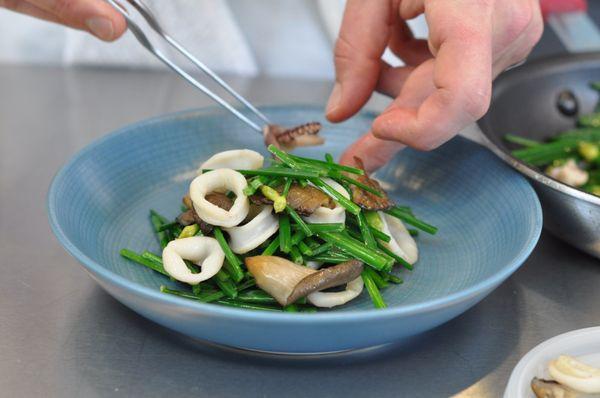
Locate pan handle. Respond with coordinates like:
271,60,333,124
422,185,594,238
540,0,600,52
540,0,587,21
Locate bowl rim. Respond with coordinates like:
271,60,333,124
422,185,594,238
47,105,543,323
480,52,600,207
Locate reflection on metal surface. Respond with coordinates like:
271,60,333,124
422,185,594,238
3,65,600,398
452,380,492,398
476,54,600,259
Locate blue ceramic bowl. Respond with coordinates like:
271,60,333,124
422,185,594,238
48,106,542,353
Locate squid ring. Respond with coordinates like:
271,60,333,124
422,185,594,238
199,149,264,173
304,178,350,224
162,237,225,284
307,276,364,308
379,212,419,265
224,205,279,254
189,168,250,227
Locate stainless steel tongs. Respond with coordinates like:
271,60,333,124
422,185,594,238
105,0,270,134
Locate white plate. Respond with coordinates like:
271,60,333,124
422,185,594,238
505,327,600,397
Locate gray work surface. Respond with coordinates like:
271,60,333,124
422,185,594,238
1,65,599,398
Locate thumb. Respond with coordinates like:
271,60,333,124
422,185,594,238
28,0,127,41
340,132,405,172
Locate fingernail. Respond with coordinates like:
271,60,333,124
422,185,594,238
326,83,342,115
86,17,114,41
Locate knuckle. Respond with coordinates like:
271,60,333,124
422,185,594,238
371,126,388,140
333,36,351,58
333,36,355,66
372,119,441,152
504,1,540,42
334,35,380,64
525,8,544,46
333,34,382,79
454,86,490,120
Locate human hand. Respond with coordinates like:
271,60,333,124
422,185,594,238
0,0,126,41
329,0,543,171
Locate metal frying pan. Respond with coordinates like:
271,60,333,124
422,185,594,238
477,52,600,258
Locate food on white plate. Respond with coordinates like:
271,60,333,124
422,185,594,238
531,377,595,398
120,146,438,312
531,355,600,397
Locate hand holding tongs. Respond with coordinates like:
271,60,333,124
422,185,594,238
104,0,269,133
104,0,323,148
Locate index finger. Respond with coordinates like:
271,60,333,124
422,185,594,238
326,0,394,122
372,0,493,150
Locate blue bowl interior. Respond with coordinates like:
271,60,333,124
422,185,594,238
49,106,541,314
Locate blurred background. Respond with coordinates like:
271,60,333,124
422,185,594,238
0,0,427,79
1,0,599,80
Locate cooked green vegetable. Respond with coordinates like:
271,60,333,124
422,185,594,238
149,210,171,249
260,185,286,213
213,227,245,283
578,112,600,128
578,141,599,162
384,206,438,235
120,248,168,276
279,214,291,253
505,84,600,197
121,145,438,310
178,224,200,238
362,270,387,309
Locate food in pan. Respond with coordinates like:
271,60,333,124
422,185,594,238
506,82,600,197
120,146,437,312
532,355,600,397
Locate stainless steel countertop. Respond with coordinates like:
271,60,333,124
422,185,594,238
1,65,599,398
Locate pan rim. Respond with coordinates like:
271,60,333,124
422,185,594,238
479,52,600,207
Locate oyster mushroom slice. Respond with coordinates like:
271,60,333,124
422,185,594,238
306,261,323,270
303,178,349,224
162,237,225,284
189,168,249,228
245,256,363,306
307,276,364,308
379,212,419,264
282,184,334,216
287,260,363,305
530,378,584,398
249,183,334,216
246,256,315,306
347,157,394,211
223,205,279,254
199,149,264,173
